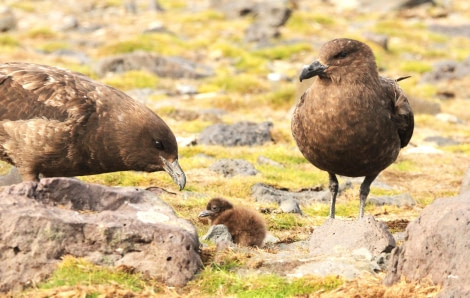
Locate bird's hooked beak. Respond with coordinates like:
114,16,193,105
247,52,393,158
198,210,214,218
299,60,329,82
161,157,186,190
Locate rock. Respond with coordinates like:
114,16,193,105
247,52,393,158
95,51,214,79
0,178,201,292
200,224,233,245
0,6,16,32
58,15,79,31
310,216,396,257
50,49,91,65
420,57,470,84
257,156,283,167
363,32,389,50
176,84,197,95
332,0,436,13
424,136,460,146
403,145,443,155
384,192,470,297
429,24,470,38
0,166,22,186
368,193,416,207
209,159,258,178
235,217,394,280
197,121,273,146
436,113,463,124
279,198,303,215
244,0,291,42
209,0,291,42
263,233,280,244
251,182,352,206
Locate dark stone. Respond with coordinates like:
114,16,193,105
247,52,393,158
251,182,352,206
197,121,273,146
368,193,416,207
209,159,258,178
0,7,16,32
424,136,460,146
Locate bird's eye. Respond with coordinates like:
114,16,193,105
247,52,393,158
212,206,219,211
334,51,348,59
155,140,164,150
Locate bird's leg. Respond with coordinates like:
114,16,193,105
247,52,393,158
359,174,378,218
328,172,339,219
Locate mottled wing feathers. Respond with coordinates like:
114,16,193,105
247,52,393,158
380,76,414,148
0,62,97,122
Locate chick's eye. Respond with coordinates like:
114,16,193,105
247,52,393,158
154,140,164,150
335,51,348,59
211,206,218,211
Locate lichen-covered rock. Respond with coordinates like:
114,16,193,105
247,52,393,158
0,178,201,292
197,121,273,146
384,192,470,297
210,159,258,178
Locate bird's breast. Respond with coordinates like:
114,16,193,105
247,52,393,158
292,95,401,177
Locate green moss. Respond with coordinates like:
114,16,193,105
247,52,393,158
286,12,336,35
443,143,470,156
180,10,225,22
39,256,145,291
37,41,70,53
0,161,11,175
195,265,343,297
0,35,20,47
210,42,268,74
98,34,185,56
254,43,313,60
399,61,433,74
389,160,419,173
203,73,269,94
267,213,304,231
260,85,296,108
26,27,57,39
10,1,36,12
101,70,159,90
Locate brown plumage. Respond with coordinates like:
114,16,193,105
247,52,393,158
292,38,414,218
198,198,266,247
0,62,185,189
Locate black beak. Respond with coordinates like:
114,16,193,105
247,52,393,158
161,157,186,190
299,60,329,82
198,210,214,218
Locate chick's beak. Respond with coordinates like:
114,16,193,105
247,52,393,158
299,60,329,82
161,157,186,190
198,210,214,218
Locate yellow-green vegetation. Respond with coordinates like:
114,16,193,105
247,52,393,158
194,267,343,297
38,256,146,292
0,35,20,47
26,27,58,39
37,41,70,53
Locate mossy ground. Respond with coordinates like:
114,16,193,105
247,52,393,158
3,0,470,296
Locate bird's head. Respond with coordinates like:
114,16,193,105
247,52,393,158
116,104,186,190
299,38,378,84
198,198,233,220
